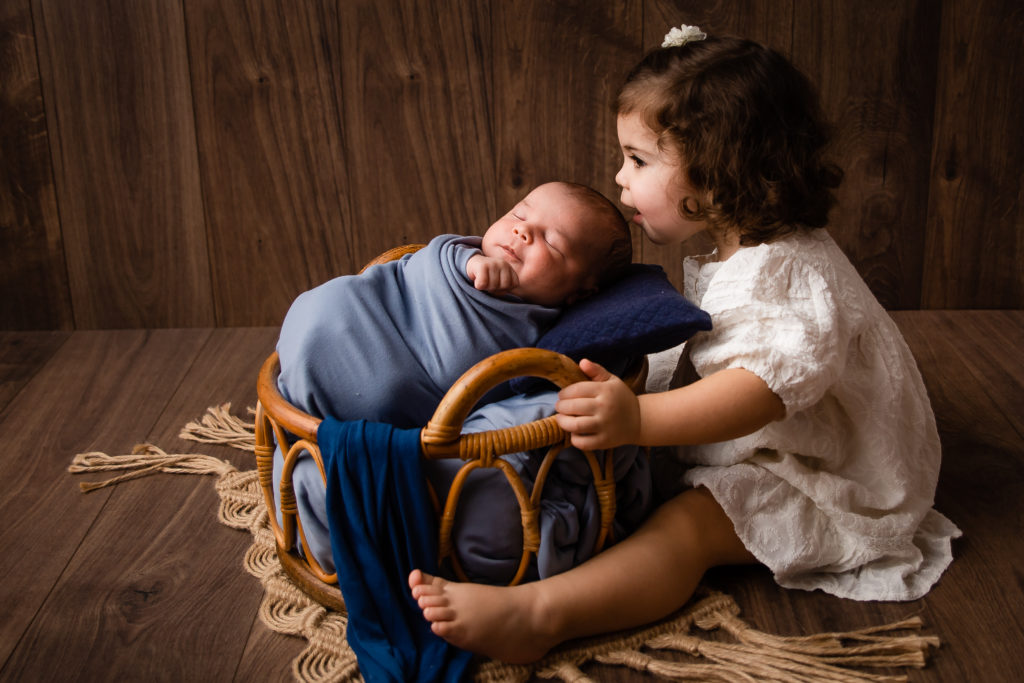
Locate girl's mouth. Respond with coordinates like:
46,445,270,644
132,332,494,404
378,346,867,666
631,213,644,225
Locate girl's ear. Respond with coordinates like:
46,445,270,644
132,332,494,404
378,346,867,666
680,194,702,217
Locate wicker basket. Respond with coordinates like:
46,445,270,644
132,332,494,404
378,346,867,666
253,245,638,610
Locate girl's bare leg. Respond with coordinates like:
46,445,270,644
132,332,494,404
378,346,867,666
409,486,755,664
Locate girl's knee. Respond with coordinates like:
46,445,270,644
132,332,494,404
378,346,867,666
661,487,755,567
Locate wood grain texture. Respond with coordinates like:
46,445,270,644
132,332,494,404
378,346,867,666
888,310,1024,681
185,0,356,327
492,0,642,246
336,0,497,259
922,0,1024,308
2,328,276,681
700,311,1024,683
895,310,1024,447
234,619,305,682
31,0,213,328
1,1,1022,331
790,0,939,310
0,329,211,667
0,330,67,413
0,0,71,330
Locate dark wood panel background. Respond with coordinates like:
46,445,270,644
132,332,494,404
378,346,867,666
1,0,1021,330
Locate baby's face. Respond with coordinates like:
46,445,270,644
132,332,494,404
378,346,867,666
481,183,596,307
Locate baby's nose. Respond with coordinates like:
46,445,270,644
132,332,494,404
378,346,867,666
513,225,532,242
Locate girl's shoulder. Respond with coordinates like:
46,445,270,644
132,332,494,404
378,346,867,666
684,229,836,302
695,228,882,333
736,228,836,271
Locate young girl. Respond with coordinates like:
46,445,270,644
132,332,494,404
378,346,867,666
409,25,961,664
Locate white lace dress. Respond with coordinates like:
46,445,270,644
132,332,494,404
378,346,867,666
647,229,961,601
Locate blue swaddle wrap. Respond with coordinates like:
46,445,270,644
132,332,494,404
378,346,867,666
277,234,559,427
320,418,471,683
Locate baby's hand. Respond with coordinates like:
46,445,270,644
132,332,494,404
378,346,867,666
554,359,640,451
466,254,519,295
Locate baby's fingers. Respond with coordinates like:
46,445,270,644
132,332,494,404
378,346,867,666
498,267,519,292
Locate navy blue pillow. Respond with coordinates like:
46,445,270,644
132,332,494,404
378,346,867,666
509,264,712,393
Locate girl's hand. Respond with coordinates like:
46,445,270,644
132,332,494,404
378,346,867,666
466,254,518,295
554,359,640,451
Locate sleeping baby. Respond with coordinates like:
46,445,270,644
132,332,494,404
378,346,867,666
276,180,632,428
273,181,654,583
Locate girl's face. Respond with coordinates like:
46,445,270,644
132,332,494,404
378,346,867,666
614,113,706,245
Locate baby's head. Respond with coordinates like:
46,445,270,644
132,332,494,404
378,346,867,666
616,33,842,244
481,181,631,307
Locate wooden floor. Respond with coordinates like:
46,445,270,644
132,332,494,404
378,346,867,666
0,311,1021,682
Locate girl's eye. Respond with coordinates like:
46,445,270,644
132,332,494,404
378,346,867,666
630,154,646,168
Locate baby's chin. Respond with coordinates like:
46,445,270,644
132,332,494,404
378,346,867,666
517,287,564,307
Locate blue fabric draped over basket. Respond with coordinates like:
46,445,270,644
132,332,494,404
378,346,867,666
321,418,472,683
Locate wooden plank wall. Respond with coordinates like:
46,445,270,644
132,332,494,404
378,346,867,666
1,0,1021,330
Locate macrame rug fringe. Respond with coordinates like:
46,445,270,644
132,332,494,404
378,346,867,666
179,402,257,451
69,405,941,682
68,444,236,493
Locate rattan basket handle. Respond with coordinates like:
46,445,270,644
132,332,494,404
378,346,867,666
421,347,586,458
257,352,320,441
359,244,426,273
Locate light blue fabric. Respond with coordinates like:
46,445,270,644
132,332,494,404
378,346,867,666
276,234,559,428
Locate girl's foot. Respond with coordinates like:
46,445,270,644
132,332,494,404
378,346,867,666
408,569,558,664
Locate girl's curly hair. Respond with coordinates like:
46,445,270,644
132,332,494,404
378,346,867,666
616,35,843,244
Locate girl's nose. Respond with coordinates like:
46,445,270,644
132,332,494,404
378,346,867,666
614,163,628,189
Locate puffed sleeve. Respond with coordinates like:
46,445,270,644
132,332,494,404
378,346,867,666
688,246,850,415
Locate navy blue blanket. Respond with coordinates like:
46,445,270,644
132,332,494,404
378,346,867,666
320,418,472,682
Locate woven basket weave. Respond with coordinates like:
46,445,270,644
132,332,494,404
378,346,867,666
254,245,633,608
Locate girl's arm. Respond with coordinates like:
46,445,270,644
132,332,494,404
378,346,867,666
554,359,785,451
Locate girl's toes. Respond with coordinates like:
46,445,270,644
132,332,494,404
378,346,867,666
416,593,448,609
422,605,456,623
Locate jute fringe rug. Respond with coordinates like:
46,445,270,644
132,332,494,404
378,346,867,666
70,404,940,683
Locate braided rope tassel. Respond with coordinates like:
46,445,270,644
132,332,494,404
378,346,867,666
179,402,257,451
68,444,236,492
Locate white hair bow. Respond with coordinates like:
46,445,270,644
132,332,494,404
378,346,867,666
661,24,707,48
